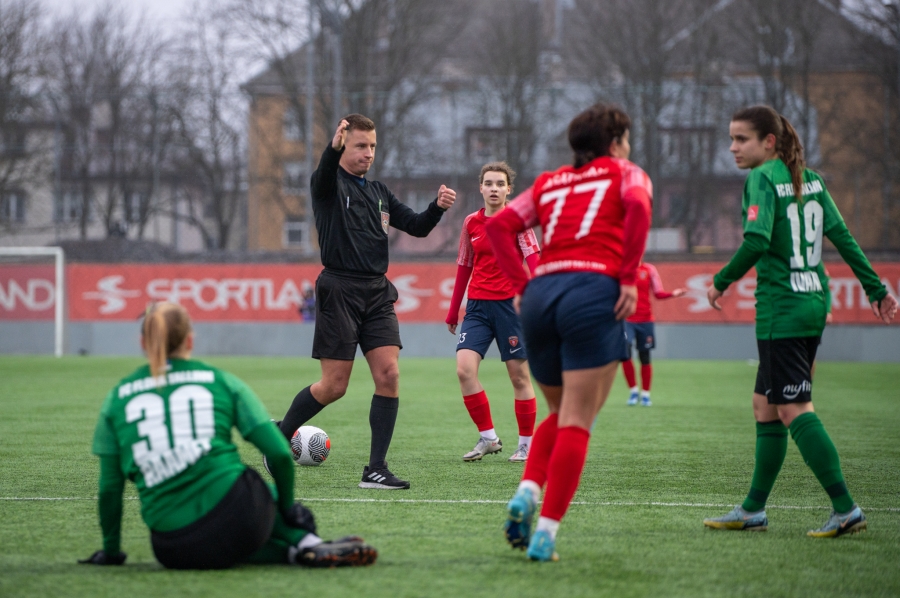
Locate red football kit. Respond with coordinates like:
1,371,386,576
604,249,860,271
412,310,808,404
485,155,653,529
445,208,540,325
458,209,540,299
629,263,674,323
486,157,652,293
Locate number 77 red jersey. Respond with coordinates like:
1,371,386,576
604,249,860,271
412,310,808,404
486,156,653,294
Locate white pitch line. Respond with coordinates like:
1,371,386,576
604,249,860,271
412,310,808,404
1,496,898,512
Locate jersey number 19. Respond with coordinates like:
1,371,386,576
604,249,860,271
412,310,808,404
786,201,823,269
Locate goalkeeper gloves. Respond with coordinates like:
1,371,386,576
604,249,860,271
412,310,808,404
78,550,127,565
282,502,317,534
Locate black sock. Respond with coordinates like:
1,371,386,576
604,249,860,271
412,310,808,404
279,385,325,441
368,394,398,469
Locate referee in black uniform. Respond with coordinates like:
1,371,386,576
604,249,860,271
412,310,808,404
277,114,456,489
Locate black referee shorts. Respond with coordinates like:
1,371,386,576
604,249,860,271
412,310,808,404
312,269,402,360
150,468,275,570
754,336,820,405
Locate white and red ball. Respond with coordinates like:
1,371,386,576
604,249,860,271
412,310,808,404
290,425,331,466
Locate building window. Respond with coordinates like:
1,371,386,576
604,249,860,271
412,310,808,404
466,127,508,166
405,190,434,213
283,161,306,195
0,128,26,156
659,127,716,176
283,107,303,142
126,192,148,223
54,191,87,223
283,217,309,247
0,192,26,223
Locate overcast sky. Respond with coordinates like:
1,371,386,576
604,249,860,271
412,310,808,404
44,0,187,26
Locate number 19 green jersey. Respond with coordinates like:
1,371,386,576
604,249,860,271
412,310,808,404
91,358,272,531
717,158,886,339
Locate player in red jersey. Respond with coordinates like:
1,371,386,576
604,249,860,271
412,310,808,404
622,262,685,407
446,162,541,463
486,104,651,561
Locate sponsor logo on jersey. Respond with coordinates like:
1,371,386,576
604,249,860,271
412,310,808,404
782,379,812,400
790,271,824,293
539,165,610,190
775,179,824,198
139,438,212,488
118,370,215,399
747,205,759,221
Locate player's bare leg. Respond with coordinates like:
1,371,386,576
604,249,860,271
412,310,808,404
311,359,355,405
278,359,353,444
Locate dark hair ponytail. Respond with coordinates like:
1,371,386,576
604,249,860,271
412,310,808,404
731,105,806,202
776,115,806,203
568,103,631,168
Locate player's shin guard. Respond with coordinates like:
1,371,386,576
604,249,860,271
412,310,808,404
463,391,494,433
368,394,398,470
539,426,590,522
521,413,558,488
515,398,537,438
790,412,855,514
621,360,637,388
280,385,325,441
742,420,788,513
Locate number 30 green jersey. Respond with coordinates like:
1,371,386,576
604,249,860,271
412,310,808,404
715,158,887,339
91,358,272,531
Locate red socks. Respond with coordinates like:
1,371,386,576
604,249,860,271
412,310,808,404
522,413,558,488
540,426,591,522
514,398,537,437
641,364,652,392
622,360,637,387
463,391,494,432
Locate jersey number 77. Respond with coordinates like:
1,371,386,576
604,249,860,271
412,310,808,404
540,180,613,245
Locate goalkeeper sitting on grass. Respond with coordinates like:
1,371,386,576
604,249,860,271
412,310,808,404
80,301,376,569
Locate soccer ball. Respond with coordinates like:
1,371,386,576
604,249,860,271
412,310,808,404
290,425,331,466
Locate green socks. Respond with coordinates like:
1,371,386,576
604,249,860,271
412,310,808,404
742,420,788,512
789,412,855,513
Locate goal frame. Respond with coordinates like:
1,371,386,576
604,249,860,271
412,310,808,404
0,246,65,357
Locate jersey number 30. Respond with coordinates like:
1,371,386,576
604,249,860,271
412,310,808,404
786,201,823,269
125,385,215,463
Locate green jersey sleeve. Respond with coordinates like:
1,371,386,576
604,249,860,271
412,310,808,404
819,185,887,304
743,168,776,241
220,371,274,438
816,263,832,313
92,390,121,457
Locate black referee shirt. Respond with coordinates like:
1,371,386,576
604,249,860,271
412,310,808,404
310,145,446,275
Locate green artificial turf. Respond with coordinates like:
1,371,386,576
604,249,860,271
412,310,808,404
0,356,898,597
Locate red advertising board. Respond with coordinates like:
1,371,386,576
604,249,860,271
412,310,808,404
1,262,898,324
0,265,56,320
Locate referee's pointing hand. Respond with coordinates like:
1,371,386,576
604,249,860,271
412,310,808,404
437,185,456,210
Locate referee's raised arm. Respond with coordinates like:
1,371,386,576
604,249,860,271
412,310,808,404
310,119,349,201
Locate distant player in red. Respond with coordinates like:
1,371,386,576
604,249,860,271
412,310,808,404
446,161,541,463
622,262,685,407
486,104,651,561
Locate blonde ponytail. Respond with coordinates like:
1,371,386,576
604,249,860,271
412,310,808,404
141,302,192,378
